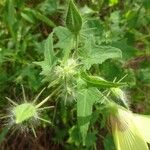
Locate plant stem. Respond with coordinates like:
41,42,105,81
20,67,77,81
64,76,68,105
35,86,61,108
73,34,79,58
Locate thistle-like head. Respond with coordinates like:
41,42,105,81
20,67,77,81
55,58,79,79
2,86,53,137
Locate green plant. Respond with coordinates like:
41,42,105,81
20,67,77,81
0,0,150,149
34,0,150,149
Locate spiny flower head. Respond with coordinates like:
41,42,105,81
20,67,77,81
13,102,37,124
55,58,78,79
2,86,54,137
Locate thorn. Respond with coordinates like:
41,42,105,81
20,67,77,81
21,84,27,102
6,97,18,106
33,87,46,104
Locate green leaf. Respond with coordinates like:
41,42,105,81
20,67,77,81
143,0,150,9
44,34,55,66
66,0,82,35
3,0,16,26
138,68,150,83
111,39,137,61
38,0,58,14
109,0,118,6
22,8,56,27
34,10,56,27
67,126,82,146
35,33,56,76
77,87,100,145
54,26,74,50
85,132,97,147
21,9,37,24
81,71,127,88
104,134,115,150
3,0,17,40
80,38,122,69
54,26,74,60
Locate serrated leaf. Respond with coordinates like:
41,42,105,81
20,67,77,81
81,71,126,88
66,0,82,35
54,26,74,50
80,38,122,69
54,26,74,60
35,33,56,76
77,87,100,145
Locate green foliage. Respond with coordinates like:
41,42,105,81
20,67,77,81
66,0,82,35
80,38,122,69
0,0,150,149
35,33,56,77
81,71,126,88
54,26,74,60
21,7,56,27
77,87,100,144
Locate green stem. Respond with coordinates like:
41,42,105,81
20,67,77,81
35,86,61,108
73,34,79,58
52,99,59,123
64,76,68,105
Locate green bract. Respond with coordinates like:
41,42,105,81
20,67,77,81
55,58,78,79
4,86,54,137
66,0,82,35
111,88,129,109
13,103,37,124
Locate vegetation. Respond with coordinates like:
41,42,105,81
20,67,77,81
0,0,150,149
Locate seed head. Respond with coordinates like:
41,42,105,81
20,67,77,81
2,86,53,137
55,58,78,79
